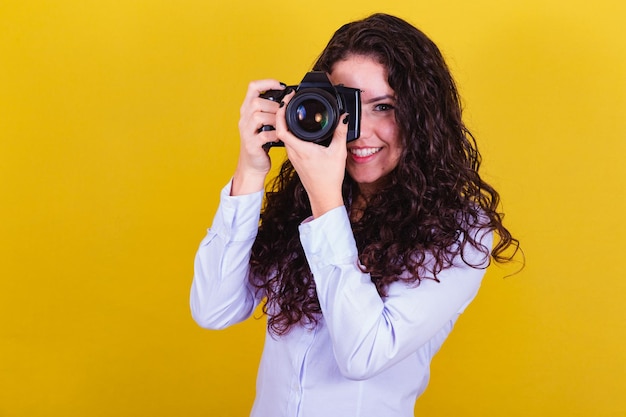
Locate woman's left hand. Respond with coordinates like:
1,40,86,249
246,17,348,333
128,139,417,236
276,91,348,218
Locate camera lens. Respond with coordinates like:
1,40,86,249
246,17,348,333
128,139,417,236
285,88,339,144
295,100,329,133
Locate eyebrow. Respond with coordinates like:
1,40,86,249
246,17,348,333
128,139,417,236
362,94,396,104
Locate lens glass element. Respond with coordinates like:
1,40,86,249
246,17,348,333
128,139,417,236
295,100,329,133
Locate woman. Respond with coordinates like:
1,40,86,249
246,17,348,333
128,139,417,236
191,13,519,417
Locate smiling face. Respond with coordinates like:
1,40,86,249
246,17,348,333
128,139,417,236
329,54,403,196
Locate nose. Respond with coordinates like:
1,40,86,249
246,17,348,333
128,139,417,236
356,112,373,140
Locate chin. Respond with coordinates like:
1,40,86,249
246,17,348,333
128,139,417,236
349,174,390,193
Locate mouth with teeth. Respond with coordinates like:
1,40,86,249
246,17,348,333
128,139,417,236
349,147,383,159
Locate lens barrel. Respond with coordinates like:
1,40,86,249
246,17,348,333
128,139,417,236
285,88,339,144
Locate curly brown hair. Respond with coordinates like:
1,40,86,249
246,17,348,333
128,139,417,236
249,13,520,335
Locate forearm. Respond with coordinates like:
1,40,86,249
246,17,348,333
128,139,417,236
190,181,264,329
191,234,258,329
299,207,489,379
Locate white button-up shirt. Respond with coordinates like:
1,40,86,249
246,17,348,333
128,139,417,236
191,182,490,417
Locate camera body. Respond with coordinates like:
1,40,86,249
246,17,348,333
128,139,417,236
259,71,361,147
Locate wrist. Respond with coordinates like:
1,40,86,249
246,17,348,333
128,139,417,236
309,194,344,218
231,168,267,196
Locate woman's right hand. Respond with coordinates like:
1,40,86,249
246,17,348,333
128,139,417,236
231,79,285,196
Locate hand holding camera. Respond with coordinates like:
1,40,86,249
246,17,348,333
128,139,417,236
268,72,360,217
233,72,361,200
232,79,286,196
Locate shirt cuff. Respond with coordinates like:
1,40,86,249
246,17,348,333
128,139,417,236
209,180,264,242
298,205,358,267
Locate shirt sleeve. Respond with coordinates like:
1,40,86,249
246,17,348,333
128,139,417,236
190,181,264,329
298,206,491,380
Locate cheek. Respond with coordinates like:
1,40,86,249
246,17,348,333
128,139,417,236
376,118,399,142
377,122,402,158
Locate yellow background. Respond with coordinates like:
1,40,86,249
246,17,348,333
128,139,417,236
1,0,625,416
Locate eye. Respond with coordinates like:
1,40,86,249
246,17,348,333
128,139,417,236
374,103,395,112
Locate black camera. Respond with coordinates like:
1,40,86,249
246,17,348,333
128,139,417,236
259,71,361,147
